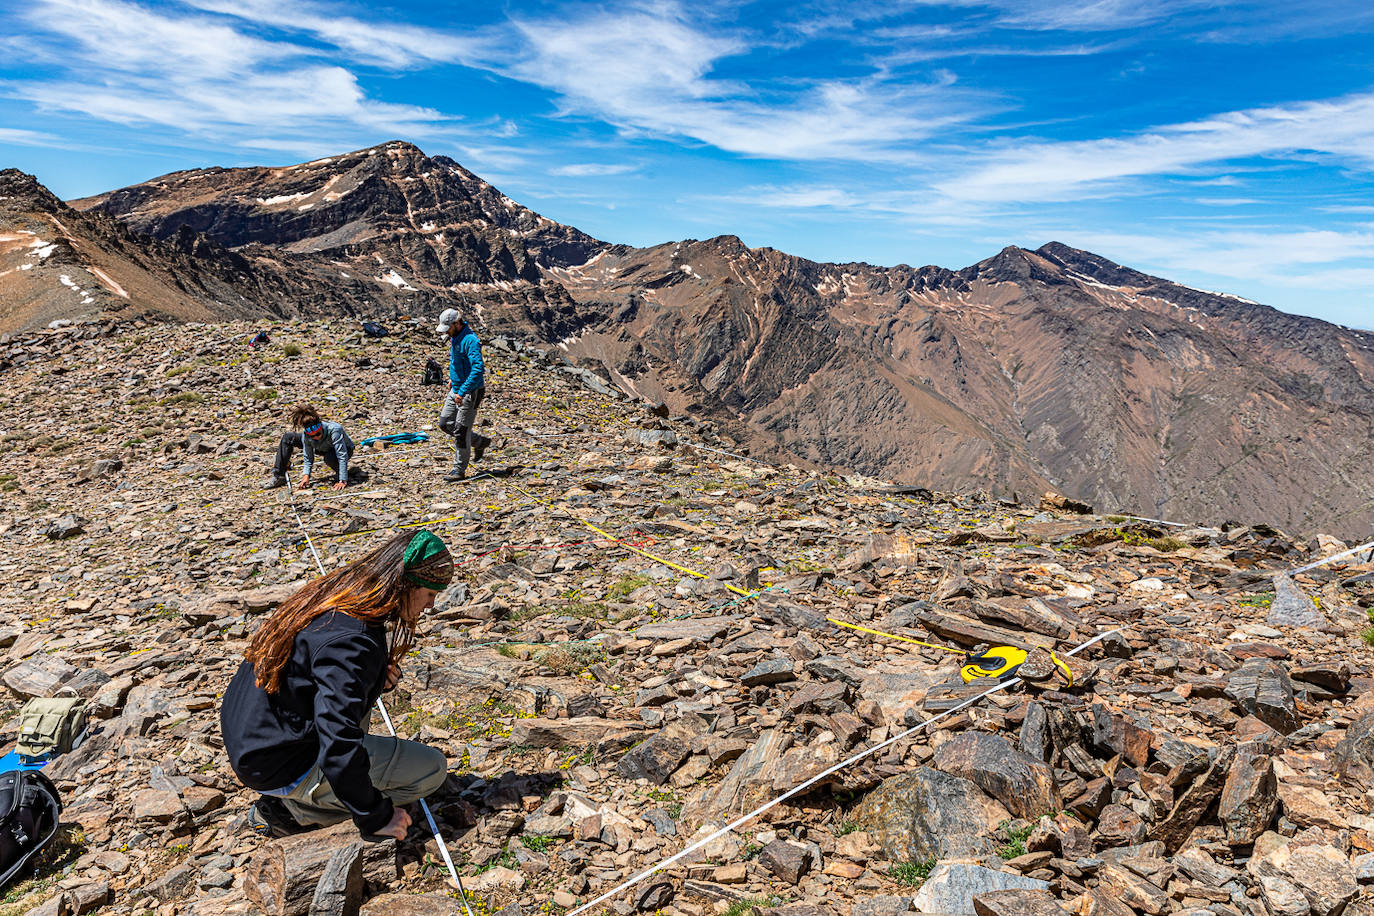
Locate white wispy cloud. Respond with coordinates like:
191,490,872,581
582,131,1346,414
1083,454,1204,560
1065,227,1374,290
492,2,980,162
182,0,481,68
10,0,473,155
0,128,62,146
938,91,1374,203
549,163,640,177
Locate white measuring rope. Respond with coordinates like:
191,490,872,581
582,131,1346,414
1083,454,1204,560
566,626,1127,916
1288,536,1374,575
1109,513,1190,528
284,481,475,916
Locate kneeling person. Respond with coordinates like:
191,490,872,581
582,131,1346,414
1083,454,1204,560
220,530,454,838
266,404,356,491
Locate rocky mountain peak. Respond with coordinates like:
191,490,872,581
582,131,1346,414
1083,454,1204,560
962,244,1065,286
0,168,66,213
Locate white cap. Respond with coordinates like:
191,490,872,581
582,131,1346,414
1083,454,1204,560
436,308,462,334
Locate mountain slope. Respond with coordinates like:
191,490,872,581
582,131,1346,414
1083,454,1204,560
550,236,1374,537
30,141,1374,536
69,141,593,337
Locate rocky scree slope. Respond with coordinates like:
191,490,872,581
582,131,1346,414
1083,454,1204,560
0,320,1371,915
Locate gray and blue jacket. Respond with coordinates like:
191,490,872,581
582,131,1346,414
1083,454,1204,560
304,421,354,482
449,325,485,397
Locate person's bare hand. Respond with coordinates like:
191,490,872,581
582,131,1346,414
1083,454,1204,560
298,475,311,489
332,481,347,491
383,664,402,691
379,806,411,841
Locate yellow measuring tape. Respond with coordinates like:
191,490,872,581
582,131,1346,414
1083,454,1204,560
825,618,964,654
511,483,753,597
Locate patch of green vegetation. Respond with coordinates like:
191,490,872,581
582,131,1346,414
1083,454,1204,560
282,343,302,357
835,820,860,836
495,641,605,676
158,392,205,406
1360,626,1374,647
521,834,557,852
723,897,784,916
473,849,518,874
607,573,653,601
246,388,279,401
1121,530,1186,552
1238,592,1275,609
0,474,17,493
890,857,937,887
997,820,1036,859
165,365,193,377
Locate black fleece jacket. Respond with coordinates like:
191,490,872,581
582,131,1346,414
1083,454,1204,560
220,611,393,834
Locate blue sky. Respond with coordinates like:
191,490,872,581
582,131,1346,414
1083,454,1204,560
4,1,1374,330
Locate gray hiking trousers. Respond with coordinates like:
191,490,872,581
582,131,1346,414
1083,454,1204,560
278,734,447,828
438,387,485,475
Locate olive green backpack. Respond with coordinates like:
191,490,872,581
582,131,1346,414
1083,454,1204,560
15,696,88,760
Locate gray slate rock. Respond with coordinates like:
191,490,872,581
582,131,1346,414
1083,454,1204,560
911,863,1048,916
932,731,1060,820
1267,574,1325,628
740,657,795,687
1224,657,1300,734
851,766,1010,862
616,713,709,784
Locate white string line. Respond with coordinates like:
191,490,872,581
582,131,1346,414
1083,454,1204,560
284,481,475,916
1288,536,1374,575
1107,513,1190,528
566,626,1127,916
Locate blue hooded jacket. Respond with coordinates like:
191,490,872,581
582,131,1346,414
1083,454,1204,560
449,325,485,396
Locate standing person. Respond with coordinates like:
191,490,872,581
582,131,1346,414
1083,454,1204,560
265,404,356,491
436,308,492,482
220,530,454,838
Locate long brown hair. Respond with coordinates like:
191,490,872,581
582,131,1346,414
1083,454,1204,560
247,531,414,693
289,403,323,429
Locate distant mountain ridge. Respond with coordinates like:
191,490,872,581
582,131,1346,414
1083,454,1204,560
4,140,1373,537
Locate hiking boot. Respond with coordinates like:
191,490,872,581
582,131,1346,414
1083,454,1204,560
473,434,492,462
246,796,307,838
444,469,466,482
263,475,287,489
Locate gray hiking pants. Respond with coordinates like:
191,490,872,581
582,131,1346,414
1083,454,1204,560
279,734,447,828
438,387,485,475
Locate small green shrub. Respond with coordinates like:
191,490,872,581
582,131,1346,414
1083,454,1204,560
246,388,278,401
282,343,302,357
158,392,204,406
1361,626,1374,647
890,857,937,887
997,820,1036,859
723,898,782,916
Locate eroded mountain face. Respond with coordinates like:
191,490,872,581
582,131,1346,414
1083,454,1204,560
7,141,1373,536
549,236,1374,539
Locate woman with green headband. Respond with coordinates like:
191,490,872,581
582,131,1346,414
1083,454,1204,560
220,530,455,839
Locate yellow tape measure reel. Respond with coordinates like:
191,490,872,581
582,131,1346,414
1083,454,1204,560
959,646,1028,683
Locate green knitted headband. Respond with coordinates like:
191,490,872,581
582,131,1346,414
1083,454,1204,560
402,530,454,590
